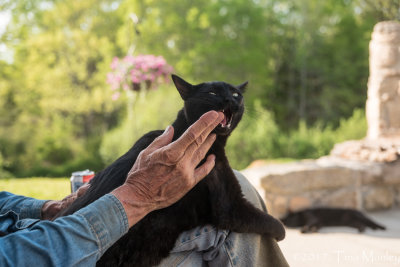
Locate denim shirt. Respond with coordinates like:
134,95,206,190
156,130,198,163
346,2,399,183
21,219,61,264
0,191,129,267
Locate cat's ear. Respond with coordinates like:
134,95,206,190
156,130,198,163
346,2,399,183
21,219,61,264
237,81,248,93
171,74,193,100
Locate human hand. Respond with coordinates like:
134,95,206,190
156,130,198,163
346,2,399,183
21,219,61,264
112,111,224,227
41,183,90,220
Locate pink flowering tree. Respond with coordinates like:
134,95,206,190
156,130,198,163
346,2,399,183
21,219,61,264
106,54,173,101
106,54,173,121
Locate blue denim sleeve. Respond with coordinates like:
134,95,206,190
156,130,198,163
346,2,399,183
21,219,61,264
0,191,48,219
0,194,129,267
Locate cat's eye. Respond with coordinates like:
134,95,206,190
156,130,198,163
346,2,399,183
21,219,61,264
209,92,217,96
232,92,239,98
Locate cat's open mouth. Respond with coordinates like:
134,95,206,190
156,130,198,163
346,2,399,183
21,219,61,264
219,108,233,129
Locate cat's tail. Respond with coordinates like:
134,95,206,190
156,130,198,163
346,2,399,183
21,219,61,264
357,211,386,231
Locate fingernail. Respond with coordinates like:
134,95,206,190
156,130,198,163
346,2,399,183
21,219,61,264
164,125,171,134
210,154,216,162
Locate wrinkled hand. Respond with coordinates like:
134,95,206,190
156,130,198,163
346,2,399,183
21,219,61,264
41,183,90,220
112,111,224,227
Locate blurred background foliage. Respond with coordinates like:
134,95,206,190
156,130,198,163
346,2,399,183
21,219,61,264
0,0,395,177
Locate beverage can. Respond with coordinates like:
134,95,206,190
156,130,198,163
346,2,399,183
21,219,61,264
70,169,95,193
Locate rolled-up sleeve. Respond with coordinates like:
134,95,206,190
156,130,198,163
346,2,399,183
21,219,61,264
0,193,129,267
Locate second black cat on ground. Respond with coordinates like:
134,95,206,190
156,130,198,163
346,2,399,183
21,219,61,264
280,207,386,233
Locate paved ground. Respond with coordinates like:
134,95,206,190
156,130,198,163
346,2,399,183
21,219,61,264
278,208,400,267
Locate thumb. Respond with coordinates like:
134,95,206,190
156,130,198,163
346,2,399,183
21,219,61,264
76,183,91,197
146,126,174,151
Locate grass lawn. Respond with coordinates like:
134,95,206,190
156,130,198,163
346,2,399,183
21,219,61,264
0,177,70,200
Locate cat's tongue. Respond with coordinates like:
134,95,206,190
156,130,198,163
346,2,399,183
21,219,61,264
220,115,227,127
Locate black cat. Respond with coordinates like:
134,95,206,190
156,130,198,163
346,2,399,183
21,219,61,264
57,75,285,267
281,207,386,233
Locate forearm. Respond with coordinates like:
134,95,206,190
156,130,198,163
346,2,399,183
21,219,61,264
0,194,129,266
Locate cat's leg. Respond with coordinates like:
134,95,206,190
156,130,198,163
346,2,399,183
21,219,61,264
225,198,286,240
300,225,312,233
300,213,320,233
346,220,366,232
310,225,320,233
208,171,285,241
300,222,320,233
357,225,366,233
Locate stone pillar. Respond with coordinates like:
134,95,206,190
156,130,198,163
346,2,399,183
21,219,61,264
367,21,400,139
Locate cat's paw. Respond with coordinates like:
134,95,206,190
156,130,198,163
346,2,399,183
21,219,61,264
270,221,286,241
274,226,286,241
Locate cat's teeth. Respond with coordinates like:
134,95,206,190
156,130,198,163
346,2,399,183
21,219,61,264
227,123,231,128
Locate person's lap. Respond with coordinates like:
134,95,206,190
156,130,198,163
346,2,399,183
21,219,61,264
157,170,289,267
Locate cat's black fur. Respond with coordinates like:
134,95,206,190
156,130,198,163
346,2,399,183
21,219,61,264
281,207,386,233
56,75,285,267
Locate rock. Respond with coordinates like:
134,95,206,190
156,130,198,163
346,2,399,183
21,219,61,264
330,139,400,163
363,186,394,210
244,158,375,195
394,185,400,206
261,165,355,194
315,188,359,209
242,155,400,214
382,160,400,184
271,196,288,218
289,196,311,211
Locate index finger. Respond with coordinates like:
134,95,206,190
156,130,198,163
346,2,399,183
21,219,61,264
170,111,224,151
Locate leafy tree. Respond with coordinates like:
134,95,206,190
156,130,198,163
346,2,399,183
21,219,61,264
268,0,373,128
0,0,125,175
116,0,278,102
359,0,400,21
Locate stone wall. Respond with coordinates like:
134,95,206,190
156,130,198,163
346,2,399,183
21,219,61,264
242,157,400,218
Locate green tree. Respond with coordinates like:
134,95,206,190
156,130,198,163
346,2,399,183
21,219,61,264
0,0,125,176
269,0,373,128
359,0,400,21
116,0,278,102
